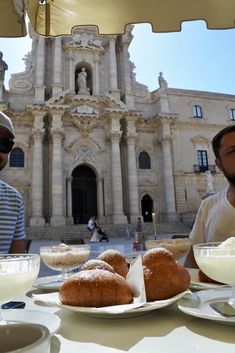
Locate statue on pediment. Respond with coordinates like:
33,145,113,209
158,72,168,90
0,52,8,82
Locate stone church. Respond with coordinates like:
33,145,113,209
0,25,233,228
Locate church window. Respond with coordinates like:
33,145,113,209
9,148,24,168
230,108,235,121
193,105,203,118
139,151,151,169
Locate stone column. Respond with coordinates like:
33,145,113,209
97,177,104,219
109,37,120,100
127,132,139,223
34,36,45,103
110,123,127,224
50,112,66,226
161,136,179,221
122,41,133,107
52,37,63,96
66,176,74,225
94,53,100,96
30,113,45,226
68,51,74,93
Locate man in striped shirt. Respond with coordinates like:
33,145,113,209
0,112,25,253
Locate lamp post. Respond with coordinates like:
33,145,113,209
152,211,157,240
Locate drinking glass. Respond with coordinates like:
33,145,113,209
193,242,235,306
0,254,40,325
40,244,90,285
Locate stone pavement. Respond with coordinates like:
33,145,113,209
30,233,173,277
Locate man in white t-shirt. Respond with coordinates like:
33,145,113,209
185,125,235,267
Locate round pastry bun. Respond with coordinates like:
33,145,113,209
143,247,190,301
59,269,133,307
142,247,175,269
97,249,129,278
81,259,114,273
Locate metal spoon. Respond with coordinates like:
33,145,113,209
210,302,235,317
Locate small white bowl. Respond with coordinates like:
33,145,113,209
0,323,50,353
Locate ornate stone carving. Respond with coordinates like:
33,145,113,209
66,32,104,52
126,132,137,145
110,131,122,143
74,146,95,163
161,135,172,145
191,135,210,147
9,50,35,94
32,129,44,141
133,81,149,98
73,116,98,136
71,105,98,114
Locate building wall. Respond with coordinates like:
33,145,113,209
0,26,231,227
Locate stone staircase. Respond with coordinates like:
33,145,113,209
26,222,191,241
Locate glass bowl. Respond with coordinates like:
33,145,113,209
40,243,90,282
193,242,235,285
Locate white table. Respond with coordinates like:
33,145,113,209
20,283,235,353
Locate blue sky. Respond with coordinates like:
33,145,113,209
0,20,235,94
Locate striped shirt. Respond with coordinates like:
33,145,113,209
0,180,25,254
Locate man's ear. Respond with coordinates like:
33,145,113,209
215,158,222,171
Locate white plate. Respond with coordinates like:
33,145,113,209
178,287,235,326
188,268,223,290
2,309,61,334
33,291,189,319
34,275,63,291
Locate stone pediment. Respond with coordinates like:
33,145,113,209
46,90,127,115
139,179,154,187
45,90,71,106
133,81,149,99
191,135,210,147
102,93,127,111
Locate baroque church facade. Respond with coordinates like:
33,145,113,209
0,25,233,228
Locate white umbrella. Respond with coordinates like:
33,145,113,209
2,0,235,37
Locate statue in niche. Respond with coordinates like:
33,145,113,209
77,67,90,95
0,52,8,82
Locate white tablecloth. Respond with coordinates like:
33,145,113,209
18,283,235,353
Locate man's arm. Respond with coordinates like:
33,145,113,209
9,239,31,253
184,246,198,268
9,197,26,253
184,202,206,268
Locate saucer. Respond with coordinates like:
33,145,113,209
2,309,61,334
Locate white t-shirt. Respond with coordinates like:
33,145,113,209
87,218,95,231
190,188,235,245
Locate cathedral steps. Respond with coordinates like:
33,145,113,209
26,222,191,241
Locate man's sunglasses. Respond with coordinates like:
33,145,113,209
0,139,14,153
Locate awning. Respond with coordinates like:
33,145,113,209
2,0,235,37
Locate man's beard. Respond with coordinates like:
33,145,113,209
220,164,235,186
0,158,7,171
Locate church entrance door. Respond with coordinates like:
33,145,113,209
72,165,97,224
141,194,153,222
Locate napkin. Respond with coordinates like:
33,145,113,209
126,255,146,303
